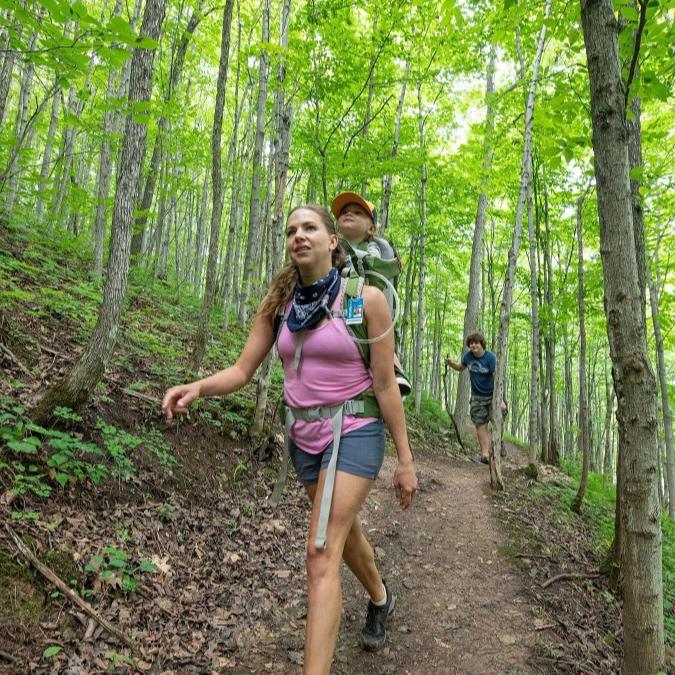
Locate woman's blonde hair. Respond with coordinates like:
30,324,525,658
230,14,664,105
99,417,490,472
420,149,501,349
258,204,346,318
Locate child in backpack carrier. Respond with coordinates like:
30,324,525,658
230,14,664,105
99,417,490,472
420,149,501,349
331,191,412,397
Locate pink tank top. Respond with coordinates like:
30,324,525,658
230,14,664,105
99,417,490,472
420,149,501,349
277,280,377,453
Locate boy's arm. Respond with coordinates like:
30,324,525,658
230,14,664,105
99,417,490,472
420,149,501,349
444,355,466,371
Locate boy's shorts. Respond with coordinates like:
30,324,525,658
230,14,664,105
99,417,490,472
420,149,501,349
469,395,508,427
288,420,385,485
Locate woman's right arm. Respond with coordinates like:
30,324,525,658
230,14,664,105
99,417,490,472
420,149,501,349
162,310,277,419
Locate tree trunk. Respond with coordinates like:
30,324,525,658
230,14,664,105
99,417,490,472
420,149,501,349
572,186,591,513
412,79,427,414
130,7,203,260
35,82,62,221
379,60,408,234
526,155,539,468
580,1,664,671
455,47,495,432
250,0,292,439
648,259,674,519
188,0,235,370
239,0,270,327
32,0,166,422
489,0,550,490
193,168,209,292
603,368,615,483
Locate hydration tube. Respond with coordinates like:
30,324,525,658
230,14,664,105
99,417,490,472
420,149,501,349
349,269,400,345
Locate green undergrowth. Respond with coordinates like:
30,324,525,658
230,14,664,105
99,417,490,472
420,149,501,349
522,458,674,646
402,394,460,456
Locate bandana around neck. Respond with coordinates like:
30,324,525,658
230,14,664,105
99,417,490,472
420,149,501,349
287,266,341,332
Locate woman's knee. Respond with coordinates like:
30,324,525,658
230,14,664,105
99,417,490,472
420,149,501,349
305,543,340,584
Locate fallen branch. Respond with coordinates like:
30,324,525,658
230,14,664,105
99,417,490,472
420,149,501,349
0,342,30,375
5,525,135,650
541,572,601,589
0,649,17,663
122,388,161,405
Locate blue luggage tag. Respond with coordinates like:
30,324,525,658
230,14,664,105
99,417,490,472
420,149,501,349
345,297,364,325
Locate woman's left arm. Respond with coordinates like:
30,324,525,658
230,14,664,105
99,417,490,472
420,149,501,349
362,286,417,509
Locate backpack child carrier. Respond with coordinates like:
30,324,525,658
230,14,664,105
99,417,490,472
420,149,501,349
275,241,402,550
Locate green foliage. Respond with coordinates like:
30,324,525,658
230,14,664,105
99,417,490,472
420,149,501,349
0,403,176,496
84,546,157,594
542,461,673,646
402,393,456,455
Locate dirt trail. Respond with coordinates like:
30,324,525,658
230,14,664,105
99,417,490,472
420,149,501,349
226,446,542,675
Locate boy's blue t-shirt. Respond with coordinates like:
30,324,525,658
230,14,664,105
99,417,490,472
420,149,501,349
461,349,496,396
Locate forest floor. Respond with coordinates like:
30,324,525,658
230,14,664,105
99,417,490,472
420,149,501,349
1,429,631,675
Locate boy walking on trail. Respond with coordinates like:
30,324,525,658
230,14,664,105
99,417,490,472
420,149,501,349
331,191,412,397
445,332,507,464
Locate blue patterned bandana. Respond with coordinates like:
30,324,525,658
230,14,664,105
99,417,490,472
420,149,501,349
287,267,340,332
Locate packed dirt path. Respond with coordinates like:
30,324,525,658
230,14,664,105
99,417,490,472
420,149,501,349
227,446,543,675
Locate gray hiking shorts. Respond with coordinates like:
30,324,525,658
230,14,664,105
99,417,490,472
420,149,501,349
469,395,508,427
288,420,385,485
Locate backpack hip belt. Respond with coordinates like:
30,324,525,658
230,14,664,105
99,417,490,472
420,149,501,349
284,394,379,550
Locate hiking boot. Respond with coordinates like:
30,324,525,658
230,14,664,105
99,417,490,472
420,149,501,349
359,582,396,652
394,366,412,397
471,453,489,464
500,441,507,458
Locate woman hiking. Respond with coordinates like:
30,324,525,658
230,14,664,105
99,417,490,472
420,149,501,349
162,204,417,674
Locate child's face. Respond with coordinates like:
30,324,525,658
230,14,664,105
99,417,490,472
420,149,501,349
468,341,485,357
337,203,375,244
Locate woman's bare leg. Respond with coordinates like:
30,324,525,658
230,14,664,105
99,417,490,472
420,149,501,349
301,470,378,675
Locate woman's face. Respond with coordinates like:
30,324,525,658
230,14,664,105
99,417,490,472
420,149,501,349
337,203,375,244
286,208,337,273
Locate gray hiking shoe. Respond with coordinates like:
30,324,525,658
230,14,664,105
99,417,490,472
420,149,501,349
359,582,396,652
471,453,489,464
500,441,507,458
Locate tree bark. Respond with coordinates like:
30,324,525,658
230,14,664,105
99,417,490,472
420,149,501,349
648,258,674,519
31,0,166,423
130,7,203,260
188,0,235,370
250,0,292,439
455,47,495,432
580,0,664,671
526,155,539,467
379,60,409,234
239,0,270,327
490,0,550,490
413,79,427,414
572,185,592,513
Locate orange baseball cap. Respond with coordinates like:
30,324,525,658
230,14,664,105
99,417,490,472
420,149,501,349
331,191,376,222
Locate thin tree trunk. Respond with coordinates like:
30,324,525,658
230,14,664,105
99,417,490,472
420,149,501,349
35,82,62,221
490,0,550,490
580,1,664,670
572,185,591,513
648,258,674,519
238,0,270,327
193,168,209,292
413,79,427,414
455,47,496,432
130,7,203,260
526,154,539,467
380,60,408,234
32,0,166,422
250,0,292,439
188,0,235,370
